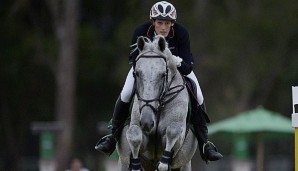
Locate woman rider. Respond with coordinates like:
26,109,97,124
96,1,223,163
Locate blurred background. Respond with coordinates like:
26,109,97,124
0,0,297,170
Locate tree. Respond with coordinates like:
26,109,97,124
46,0,79,170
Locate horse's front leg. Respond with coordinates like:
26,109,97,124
126,124,143,171
158,124,183,171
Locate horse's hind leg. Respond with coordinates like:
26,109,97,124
158,124,183,171
171,131,197,170
179,161,191,171
126,124,143,171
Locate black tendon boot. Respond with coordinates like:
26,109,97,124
95,96,130,155
192,102,223,163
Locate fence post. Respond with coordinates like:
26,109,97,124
292,86,298,171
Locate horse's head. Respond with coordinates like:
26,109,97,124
134,35,174,134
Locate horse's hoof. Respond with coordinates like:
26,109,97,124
157,162,171,171
157,150,173,171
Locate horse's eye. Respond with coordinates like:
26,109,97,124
161,73,166,78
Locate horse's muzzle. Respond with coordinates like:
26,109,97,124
140,106,155,133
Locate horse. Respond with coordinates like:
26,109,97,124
116,35,198,171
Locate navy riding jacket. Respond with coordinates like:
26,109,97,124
129,21,194,75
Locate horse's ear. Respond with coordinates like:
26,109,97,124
158,36,166,52
137,36,145,51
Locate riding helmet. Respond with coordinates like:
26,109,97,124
150,1,177,21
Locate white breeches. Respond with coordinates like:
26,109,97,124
120,67,204,105
186,71,204,105
120,68,135,103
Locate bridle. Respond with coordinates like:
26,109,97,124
134,50,185,115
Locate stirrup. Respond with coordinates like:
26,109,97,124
202,141,223,163
95,134,113,150
202,141,217,155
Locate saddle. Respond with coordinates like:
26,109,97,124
183,76,210,123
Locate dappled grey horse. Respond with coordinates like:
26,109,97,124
117,35,198,171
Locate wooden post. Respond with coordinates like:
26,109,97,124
291,86,298,171
256,133,264,171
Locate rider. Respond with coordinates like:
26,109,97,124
96,1,223,163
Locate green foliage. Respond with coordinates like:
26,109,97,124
186,0,298,118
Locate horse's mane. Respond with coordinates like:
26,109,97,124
136,35,182,72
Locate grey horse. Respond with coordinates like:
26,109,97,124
117,35,198,171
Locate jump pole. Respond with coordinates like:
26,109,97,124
292,86,298,171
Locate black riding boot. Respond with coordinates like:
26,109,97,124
192,102,223,163
95,96,130,156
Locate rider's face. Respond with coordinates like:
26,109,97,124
152,19,173,37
